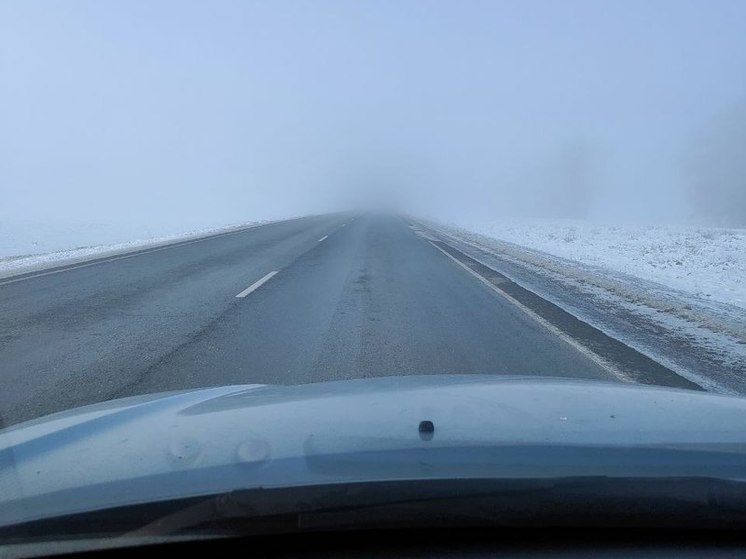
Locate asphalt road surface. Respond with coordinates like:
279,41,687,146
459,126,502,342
2,214,629,426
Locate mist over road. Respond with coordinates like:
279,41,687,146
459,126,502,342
0,214,702,426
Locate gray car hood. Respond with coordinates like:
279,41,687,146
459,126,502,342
2,375,746,527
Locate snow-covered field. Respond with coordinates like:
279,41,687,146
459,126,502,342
444,219,746,310
0,219,274,279
425,217,746,395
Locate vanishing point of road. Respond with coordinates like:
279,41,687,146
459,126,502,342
0,214,695,426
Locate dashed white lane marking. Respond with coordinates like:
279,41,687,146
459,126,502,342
235,271,278,298
318,235,328,242
341,223,346,227
428,241,632,383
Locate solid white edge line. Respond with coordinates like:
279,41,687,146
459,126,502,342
318,235,328,242
428,241,633,383
0,220,290,287
235,271,278,298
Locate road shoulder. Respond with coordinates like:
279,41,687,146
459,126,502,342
415,219,746,395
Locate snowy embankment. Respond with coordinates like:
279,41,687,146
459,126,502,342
448,219,746,310
0,219,272,279
423,218,746,395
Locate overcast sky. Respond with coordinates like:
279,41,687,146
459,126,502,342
2,0,745,229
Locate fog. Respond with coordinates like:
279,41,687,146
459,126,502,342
2,0,746,232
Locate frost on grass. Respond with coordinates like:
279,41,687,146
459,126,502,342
0,219,271,278
447,219,746,310
426,218,746,395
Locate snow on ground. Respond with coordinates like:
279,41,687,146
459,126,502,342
0,218,275,279
444,218,746,310
424,217,746,394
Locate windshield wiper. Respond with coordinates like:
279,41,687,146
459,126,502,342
109,476,746,539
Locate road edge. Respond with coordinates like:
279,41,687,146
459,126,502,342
411,218,705,392
0,216,311,285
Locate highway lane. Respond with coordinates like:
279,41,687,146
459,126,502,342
0,214,348,425
1,213,615,426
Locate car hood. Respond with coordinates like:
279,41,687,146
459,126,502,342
2,375,746,527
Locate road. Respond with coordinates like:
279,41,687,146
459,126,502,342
2,214,635,426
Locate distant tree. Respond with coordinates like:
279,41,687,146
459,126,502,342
687,102,746,226
546,143,595,219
